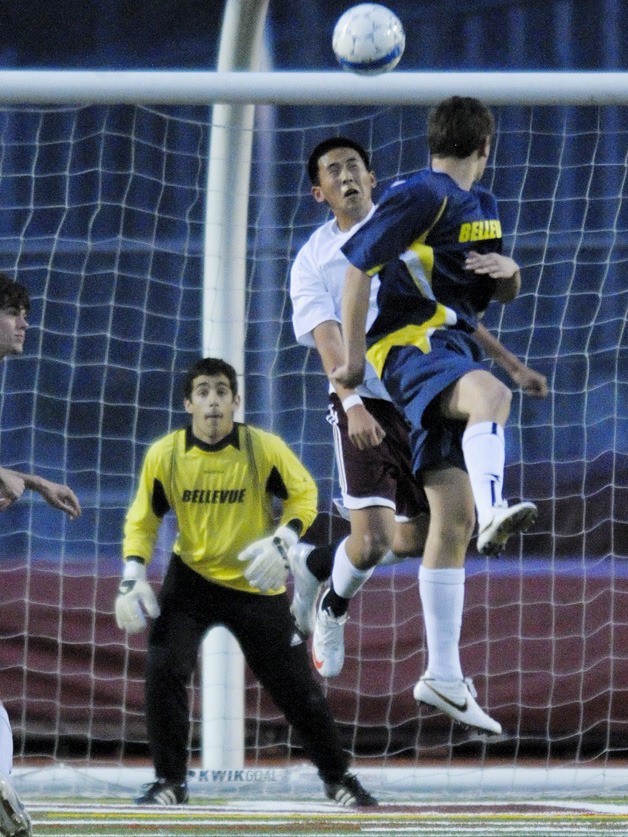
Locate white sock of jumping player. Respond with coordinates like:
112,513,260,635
0,702,13,777
462,421,506,530
330,537,375,602
419,565,465,681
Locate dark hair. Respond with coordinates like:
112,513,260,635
0,272,30,313
183,357,238,400
427,96,495,159
307,137,371,185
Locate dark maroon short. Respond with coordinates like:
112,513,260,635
327,392,428,519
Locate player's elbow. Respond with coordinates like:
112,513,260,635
494,271,521,303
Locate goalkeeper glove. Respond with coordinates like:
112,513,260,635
115,559,160,634
237,525,299,592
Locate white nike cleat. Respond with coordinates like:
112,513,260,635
288,542,324,636
476,501,538,556
413,674,502,735
0,776,32,837
312,600,348,677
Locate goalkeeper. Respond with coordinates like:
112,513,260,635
114,356,376,808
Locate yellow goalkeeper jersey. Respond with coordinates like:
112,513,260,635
123,423,318,594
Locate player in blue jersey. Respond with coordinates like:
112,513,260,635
333,97,539,729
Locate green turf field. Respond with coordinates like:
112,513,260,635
25,799,628,836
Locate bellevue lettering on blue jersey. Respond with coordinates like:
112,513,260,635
459,219,502,242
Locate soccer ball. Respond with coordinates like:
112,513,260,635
332,4,405,76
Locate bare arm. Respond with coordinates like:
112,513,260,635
312,319,360,404
6,470,82,519
313,320,385,449
330,264,371,390
0,466,25,510
475,323,548,398
465,250,521,302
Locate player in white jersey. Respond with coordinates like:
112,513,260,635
289,138,548,735
0,273,81,837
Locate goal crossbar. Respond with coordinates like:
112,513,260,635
0,70,625,105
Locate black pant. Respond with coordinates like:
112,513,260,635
144,554,350,785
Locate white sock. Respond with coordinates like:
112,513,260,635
419,565,465,681
462,421,505,529
331,537,375,599
0,702,13,777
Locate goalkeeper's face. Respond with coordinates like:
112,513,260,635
184,373,240,445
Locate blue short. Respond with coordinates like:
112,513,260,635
382,328,486,475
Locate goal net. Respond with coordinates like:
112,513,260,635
0,77,626,800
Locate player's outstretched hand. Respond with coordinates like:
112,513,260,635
36,478,82,519
115,559,160,634
238,525,298,592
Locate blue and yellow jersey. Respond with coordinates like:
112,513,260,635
123,423,318,594
341,168,503,376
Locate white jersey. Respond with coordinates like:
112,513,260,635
290,207,391,402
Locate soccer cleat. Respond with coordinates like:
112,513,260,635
135,779,189,805
312,598,348,677
0,776,32,837
414,674,502,736
288,542,324,636
324,772,378,807
476,501,538,556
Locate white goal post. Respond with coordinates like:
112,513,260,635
0,59,625,800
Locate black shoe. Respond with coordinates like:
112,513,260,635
324,772,378,807
135,779,189,805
